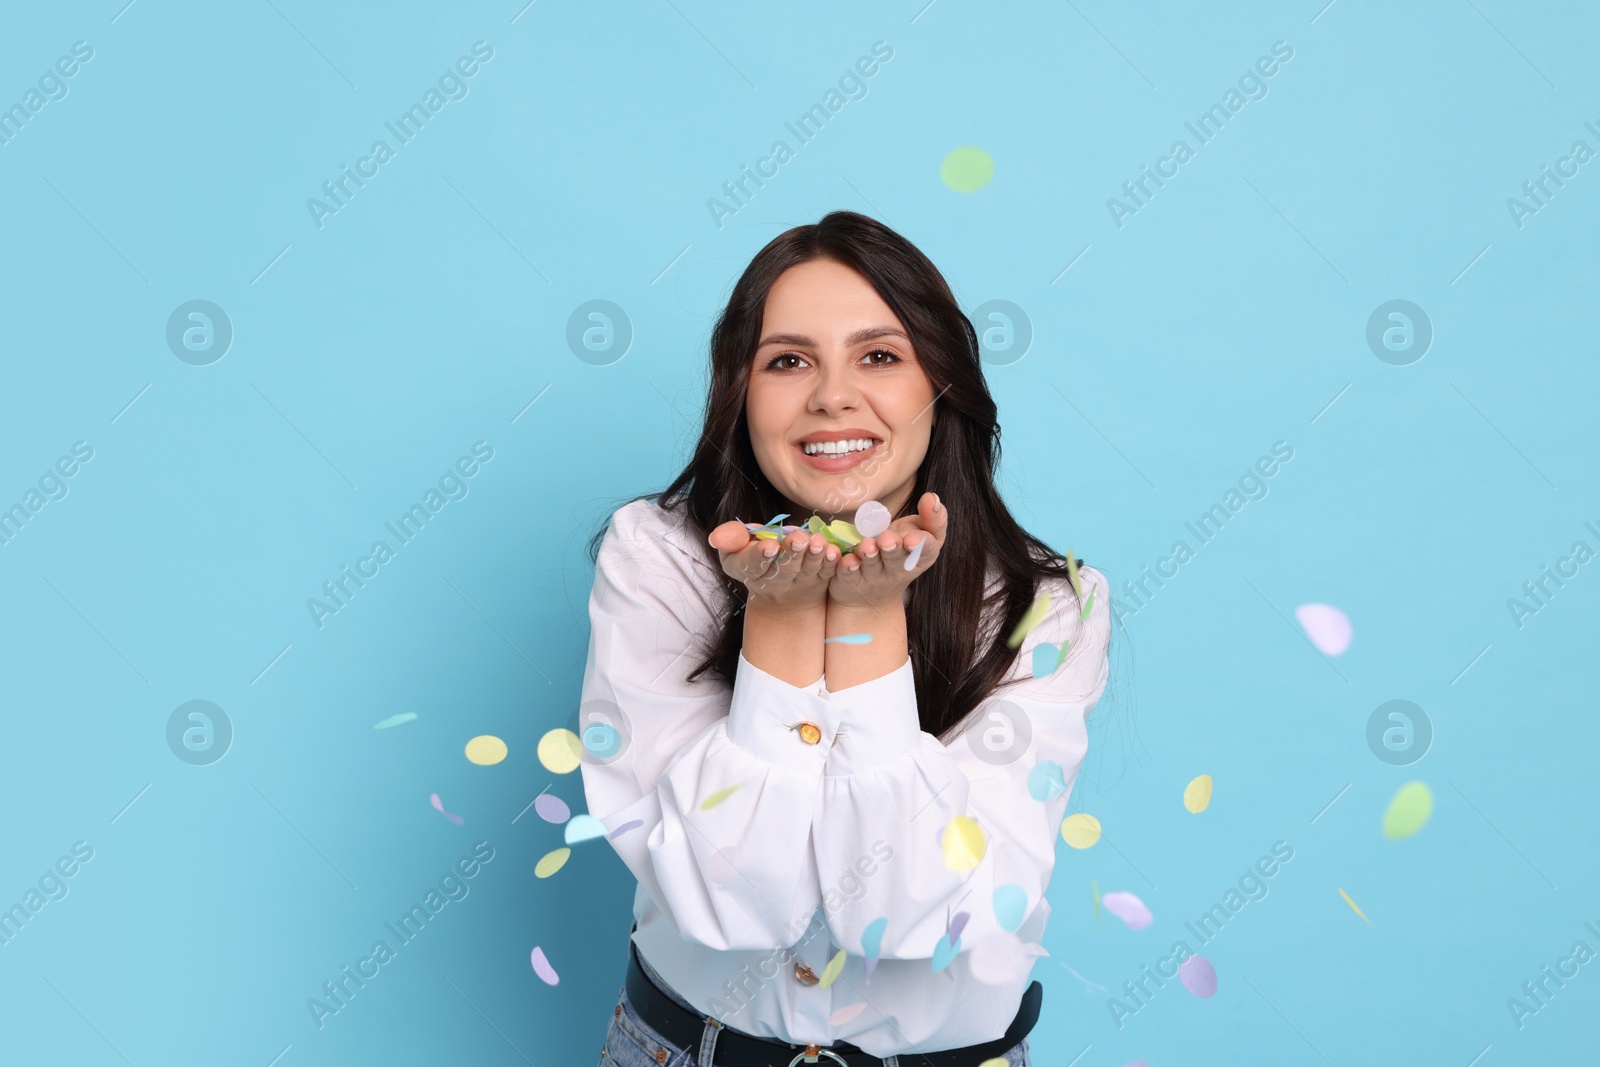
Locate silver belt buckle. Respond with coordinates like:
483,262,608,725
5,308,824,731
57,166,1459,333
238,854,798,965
787,1043,849,1066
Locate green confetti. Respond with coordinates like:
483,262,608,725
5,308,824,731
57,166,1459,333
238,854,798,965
1079,584,1096,622
373,713,417,730
1382,781,1433,840
1006,594,1052,650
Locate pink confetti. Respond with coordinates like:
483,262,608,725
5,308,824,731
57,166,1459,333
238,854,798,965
534,793,570,823
530,946,560,985
430,793,464,825
1100,891,1153,930
609,818,644,839
1179,954,1217,997
1294,603,1352,655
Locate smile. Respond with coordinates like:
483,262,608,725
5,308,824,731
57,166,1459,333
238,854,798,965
795,438,881,472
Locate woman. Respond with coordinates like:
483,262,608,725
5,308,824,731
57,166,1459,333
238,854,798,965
580,210,1111,1067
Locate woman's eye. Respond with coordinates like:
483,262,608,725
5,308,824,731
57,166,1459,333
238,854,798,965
862,348,900,366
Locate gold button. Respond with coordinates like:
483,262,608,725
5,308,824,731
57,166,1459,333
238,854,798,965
798,722,821,745
794,960,819,986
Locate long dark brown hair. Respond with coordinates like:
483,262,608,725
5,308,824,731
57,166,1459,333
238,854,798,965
587,210,1105,744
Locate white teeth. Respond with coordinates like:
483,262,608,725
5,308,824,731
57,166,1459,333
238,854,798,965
803,438,875,456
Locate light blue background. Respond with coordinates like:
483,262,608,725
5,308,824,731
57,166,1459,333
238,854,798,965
1,1,1596,1064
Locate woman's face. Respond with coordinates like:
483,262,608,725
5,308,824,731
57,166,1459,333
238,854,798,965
746,257,937,523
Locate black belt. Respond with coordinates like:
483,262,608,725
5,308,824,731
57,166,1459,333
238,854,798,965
624,935,1041,1066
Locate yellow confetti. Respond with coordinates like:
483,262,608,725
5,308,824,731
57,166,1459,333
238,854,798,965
1184,774,1213,813
818,948,847,989
941,815,987,871
1065,549,1083,599
1005,594,1052,649
1091,878,1103,929
1060,813,1101,849
700,783,742,811
1339,887,1370,923
979,1059,1009,1067
534,847,571,878
537,728,584,774
1383,781,1433,839
464,735,508,766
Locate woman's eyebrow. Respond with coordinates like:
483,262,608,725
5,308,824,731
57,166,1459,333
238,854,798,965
756,326,909,349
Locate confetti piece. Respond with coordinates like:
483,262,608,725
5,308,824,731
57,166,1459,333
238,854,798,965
373,713,417,729
1005,595,1052,649
430,793,464,825
1027,761,1067,801
992,884,1028,932
1382,781,1433,839
609,819,643,839
537,728,583,774
1054,634,1072,672
940,146,994,193
1060,812,1101,849
863,956,879,984
700,783,742,810
535,793,570,824
1101,891,1153,930
1184,774,1213,814
534,847,570,878
1079,584,1096,622
828,1002,869,1027
530,946,559,985
968,930,1030,986
564,814,607,844
1179,954,1217,997
902,536,925,571
464,735,508,766
947,910,971,943
861,917,887,960
979,1060,1009,1067
806,515,861,552
825,632,873,645
1031,643,1062,679
1065,549,1083,599
932,931,961,972
1092,879,1102,929
582,723,620,757
853,500,891,538
1339,887,1371,923
1295,603,1353,655
818,948,847,989
940,815,986,871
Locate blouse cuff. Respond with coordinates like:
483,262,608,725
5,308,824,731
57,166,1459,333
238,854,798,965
820,656,923,776
725,650,844,774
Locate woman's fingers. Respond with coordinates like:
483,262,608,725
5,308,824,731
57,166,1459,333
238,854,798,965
708,520,753,555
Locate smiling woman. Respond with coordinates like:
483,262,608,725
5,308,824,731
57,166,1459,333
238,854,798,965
579,210,1108,1067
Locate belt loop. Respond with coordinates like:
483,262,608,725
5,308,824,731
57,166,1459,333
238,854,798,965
698,1012,721,1065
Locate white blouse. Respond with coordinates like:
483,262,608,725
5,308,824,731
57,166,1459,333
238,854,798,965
578,498,1111,1057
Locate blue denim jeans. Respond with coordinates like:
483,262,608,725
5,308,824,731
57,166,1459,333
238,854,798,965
598,980,1032,1067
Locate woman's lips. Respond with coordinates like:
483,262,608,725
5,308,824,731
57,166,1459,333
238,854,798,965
795,439,880,472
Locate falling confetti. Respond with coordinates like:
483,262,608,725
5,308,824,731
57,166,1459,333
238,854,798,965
818,949,847,989
1179,954,1217,997
1027,761,1067,801
978,1060,1009,1067
1184,774,1214,814
1065,549,1083,599
828,1002,869,1026
564,814,608,844
1382,781,1433,839
608,819,643,839
373,713,417,729
861,917,887,959
940,815,987,871
534,793,570,824
932,931,960,972
700,783,742,811
1339,887,1371,923
1101,891,1153,930
529,946,559,985
534,847,570,878
825,633,873,645
1060,813,1101,849
902,536,925,571
464,735,508,766
1006,595,1052,649
1031,642,1067,679
947,910,971,943
1079,584,1097,621
537,728,584,774
992,884,1027,932
853,500,891,538
430,793,464,825
1295,603,1353,655
1091,880,1103,929
940,146,995,192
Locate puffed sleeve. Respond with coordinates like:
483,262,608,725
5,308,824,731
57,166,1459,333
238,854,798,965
811,566,1113,963
579,500,851,951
